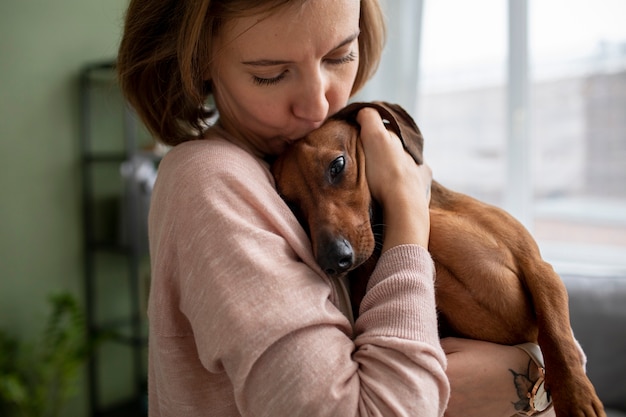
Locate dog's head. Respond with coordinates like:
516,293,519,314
271,101,424,277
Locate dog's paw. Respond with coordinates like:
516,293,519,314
550,375,605,417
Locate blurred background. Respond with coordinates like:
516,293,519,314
416,0,626,275
361,0,626,275
1,1,624,416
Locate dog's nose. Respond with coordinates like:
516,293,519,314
318,238,355,277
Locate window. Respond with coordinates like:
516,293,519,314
416,0,626,275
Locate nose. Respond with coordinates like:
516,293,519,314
292,70,329,125
316,237,355,277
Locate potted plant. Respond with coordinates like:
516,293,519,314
0,293,94,417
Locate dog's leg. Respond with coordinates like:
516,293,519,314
519,258,605,417
428,182,605,417
428,207,538,344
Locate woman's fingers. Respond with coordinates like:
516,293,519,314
357,107,432,249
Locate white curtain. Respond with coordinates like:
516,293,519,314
354,0,424,114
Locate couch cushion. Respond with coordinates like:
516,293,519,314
561,274,626,412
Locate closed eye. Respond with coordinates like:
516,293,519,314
325,51,357,65
252,72,287,86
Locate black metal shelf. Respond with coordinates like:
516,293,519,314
84,153,127,163
80,60,151,417
95,316,148,347
97,397,147,417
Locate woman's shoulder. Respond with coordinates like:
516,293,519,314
164,135,265,172
157,134,273,189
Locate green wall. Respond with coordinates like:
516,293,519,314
0,1,129,415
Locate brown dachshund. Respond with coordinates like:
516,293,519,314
271,102,605,417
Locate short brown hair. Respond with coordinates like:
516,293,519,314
117,0,386,146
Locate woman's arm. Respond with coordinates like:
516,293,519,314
156,138,448,416
442,338,555,417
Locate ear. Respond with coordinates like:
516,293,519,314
331,101,424,165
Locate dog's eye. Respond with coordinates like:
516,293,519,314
329,156,345,180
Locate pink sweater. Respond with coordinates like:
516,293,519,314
147,130,450,416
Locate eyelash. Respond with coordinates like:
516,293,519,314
252,51,357,86
252,73,286,86
327,51,357,65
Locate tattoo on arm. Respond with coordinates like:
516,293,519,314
509,359,535,413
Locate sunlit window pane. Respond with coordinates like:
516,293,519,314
417,0,626,271
417,0,507,205
529,0,626,270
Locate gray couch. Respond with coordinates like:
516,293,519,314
562,274,626,417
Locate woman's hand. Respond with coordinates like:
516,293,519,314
357,107,432,250
442,337,555,417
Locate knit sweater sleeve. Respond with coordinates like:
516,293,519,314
148,138,449,417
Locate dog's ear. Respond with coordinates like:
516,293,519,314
372,102,424,165
331,101,424,165
331,102,370,126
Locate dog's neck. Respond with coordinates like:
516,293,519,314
369,200,384,260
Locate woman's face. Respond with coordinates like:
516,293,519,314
208,0,361,156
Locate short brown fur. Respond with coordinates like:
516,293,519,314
271,101,605,417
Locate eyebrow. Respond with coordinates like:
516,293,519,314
241,31,360,66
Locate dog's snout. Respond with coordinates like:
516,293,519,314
317,238,355,277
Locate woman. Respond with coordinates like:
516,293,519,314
117,1,552,416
